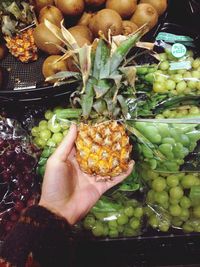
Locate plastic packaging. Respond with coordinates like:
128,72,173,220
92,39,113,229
135,32,200,96
82,192,144,238
0,117,40,240
31,106,80,177
128,119,200,172
139,164,200,233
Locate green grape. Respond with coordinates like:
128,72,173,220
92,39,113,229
146,170,159,180
143,126,161,144
154,191,169,204
45,110,54,120
172,218,183,227
137,67,148,75
118,225,124,233
159,143,173,158
134,207,144,218
109,229,119,238
166,174,179,187
31,126,39,137
48,122,62,133
123,226,136,237
169,204,182,216
142,145,154,159
183,222,193,233
189,106,200,115
39,129,52,141
108,220,118,229
39,120,48,131
187,80,197,89
145,73,154,83
192,58,200,69
117,214,129,225
169,198,179,205
52,132,63,144
176,81,187,94
159,53,168,61
180,208,190,221
180,196,191,209
169,186,184,200
159,221,170,232
157,123,170,138
38,157,47,166
153,82,166,93
193,206,200,218
63,130,69,136
159,61,170,71
152,177,166,192
129,218,140,230
102,225,109,236
83,215,96,230
34,137,46,148
191,70,200,79
181,174,197,189
46,138,57,147
92,221,105,237
147,190,155,203
37,165,46,177
124,206,134,217
172,74,183,83
148,215,159,228
183,71,192,79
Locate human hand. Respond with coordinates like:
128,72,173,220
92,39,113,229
39,124,134,225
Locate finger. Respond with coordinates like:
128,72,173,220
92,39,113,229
52,124,77,161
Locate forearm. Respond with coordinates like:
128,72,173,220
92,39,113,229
0,205,72,267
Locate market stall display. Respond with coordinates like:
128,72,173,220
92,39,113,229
1,0,200,256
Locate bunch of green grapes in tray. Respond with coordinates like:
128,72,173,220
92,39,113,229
31,107,80,176
140,166,200,233
136,50,200,95
128,120,200,172
82,193,144,238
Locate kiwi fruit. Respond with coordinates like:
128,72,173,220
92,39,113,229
89,8,122,38
130,3,158,30
33,23,63,54
77,12,96,27
140,0,167,16
106,0,137,19
122,20,138,36
68,25,93,43
42,55,68,83
34,0,54,13
39,5,64,27
55,0,84,16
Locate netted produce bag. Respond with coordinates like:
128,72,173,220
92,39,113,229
31,106,81,177
82,192,144,239
128,119,200,172
135,32,200,96
0,117,40,240
140,164,200,233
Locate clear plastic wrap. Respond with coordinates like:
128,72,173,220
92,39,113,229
0,117,40,240
128,119,200,172
139,164,200,233
135,33,200,96
82,192,144,238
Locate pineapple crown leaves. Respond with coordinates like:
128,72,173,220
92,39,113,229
44,22,148,121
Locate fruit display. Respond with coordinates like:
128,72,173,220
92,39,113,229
32,107,80,176
83,193,144,238
136,50,200,95
0,0,38,63
128,120,200,172
0,117,40,240
140,165,200,233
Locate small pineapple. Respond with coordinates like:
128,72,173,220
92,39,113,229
0,1,38,63
45,20,147,179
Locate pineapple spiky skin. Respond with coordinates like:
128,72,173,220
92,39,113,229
4,28,38,63
76,121,132,178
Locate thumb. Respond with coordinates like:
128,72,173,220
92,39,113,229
52,123,77,161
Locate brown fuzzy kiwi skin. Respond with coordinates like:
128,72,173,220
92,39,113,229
33,23,63,55
106,0,137,19
55,0,85,16
122,20,138,36
89,8,123,38
85,0,106,7
130,3,158,30
42,55,68,83
77,12,96,27
140,0,167,16
68,25,93,43
38,5,64,27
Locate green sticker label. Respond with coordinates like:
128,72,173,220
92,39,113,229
171,43,187,58
169,61,192,71
156,32,194,43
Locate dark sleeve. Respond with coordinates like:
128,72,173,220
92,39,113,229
0,205,72,267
